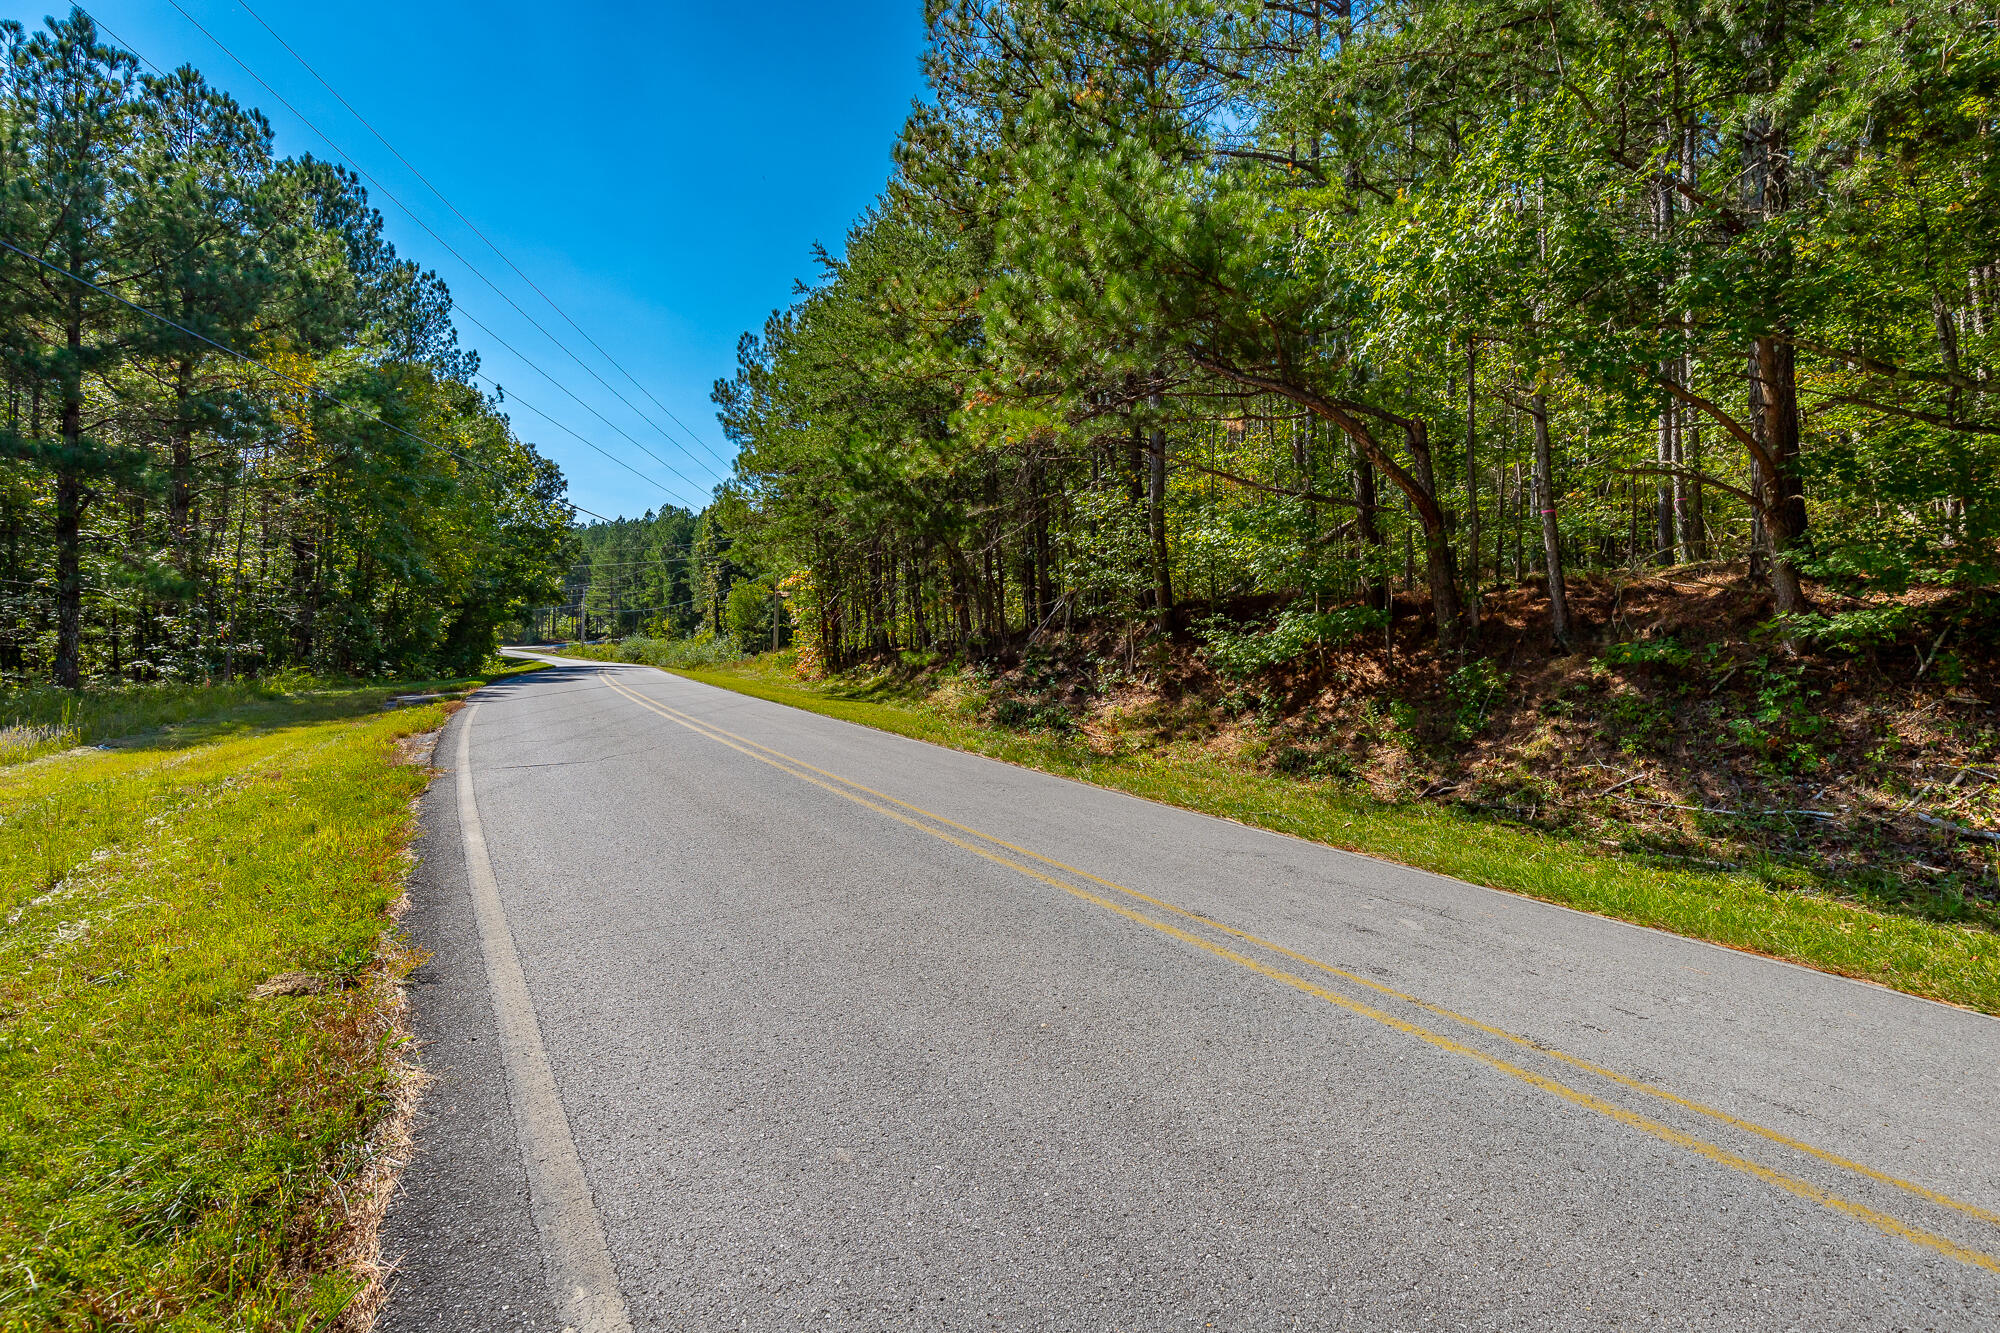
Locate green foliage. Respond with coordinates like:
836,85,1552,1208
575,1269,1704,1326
1198,606,1389,679
0,680,464,1326
1601,690,1677,756
0,14,566,686
1447,658,1509,742
991,696,1076,735
1774,606,1924,651
1725,663,1830,773
564,633,745,671
726,579,775,651
701,0,1999,672
1598,638,1696,670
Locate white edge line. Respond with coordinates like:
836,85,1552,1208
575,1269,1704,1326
525,651,1998,1024
453,699,634,1333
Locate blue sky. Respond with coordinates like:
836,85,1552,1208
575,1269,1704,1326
13,1,929,520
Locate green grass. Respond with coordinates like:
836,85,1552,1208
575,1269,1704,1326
666,654,2000,1016
0,663,539,1331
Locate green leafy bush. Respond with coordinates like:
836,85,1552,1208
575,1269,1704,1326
608,634,746,669
1597,637,1695,669
726,580,776,651
1199,605,1389,679
1771,605,1923,651
1447,658,1509,741
991,697,1076,735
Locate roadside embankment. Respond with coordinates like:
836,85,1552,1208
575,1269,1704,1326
636,649,2000,1016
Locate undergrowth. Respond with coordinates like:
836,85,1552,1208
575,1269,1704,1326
548,633,744,670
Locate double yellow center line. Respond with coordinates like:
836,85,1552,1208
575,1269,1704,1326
596,669,2000,1275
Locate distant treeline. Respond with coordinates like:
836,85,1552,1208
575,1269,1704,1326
541,503,781,650
712,0,1998,668
0,13,568,686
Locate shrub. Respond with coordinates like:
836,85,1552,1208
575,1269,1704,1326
1597,636,1695,669
1771,606,1923,651
609,633,745,670
1447,658,1509,741
1199,605,1389,679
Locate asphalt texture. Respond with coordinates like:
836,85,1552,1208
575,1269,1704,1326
379,654,2000,1331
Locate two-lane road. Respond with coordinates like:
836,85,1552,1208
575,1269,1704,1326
380,655,2000,1330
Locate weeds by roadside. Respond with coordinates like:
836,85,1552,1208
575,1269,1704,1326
0,661,536,1330
546,634,744,670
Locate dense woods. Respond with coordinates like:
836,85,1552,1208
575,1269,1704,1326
0,14,567,687
710,0,1997,672
554,504,769,647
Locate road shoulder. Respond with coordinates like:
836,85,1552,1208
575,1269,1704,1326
378,725,559,1333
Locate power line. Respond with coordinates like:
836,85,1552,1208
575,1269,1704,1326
231,0,737,473
443,299,712,501
565,556,702,571
154,0,732,495
0,234,616,526
80,2,696,511
481,371,687,504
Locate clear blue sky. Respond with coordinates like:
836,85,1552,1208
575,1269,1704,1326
11,1,929,520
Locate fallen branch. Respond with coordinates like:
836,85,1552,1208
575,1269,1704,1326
1617,796,1839,820
1914,812,2000,844
1915,625,1954,680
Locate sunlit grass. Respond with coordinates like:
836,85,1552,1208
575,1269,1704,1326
0,658,543,766
675,655,2000,1016
0,662,539,1330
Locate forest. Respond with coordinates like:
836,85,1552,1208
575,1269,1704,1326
0,13,568,687
706,0,1995,670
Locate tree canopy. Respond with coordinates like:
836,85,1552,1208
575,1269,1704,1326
711,0,1999,669
0,12,568,684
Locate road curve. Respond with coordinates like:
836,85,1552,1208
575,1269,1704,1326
380,654,2000,1330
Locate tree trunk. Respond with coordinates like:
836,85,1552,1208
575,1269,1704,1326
54,462,82,688
170,358,196,579
1655,366,1676,566
1353,443,1387,611
1529,393,1571,646
1463,341,1481,628
1402,417,1466,645
1147,399,1172,635
1190,359,1463,646
54,317,85,689
1752,336,1809,617
942,538,975,648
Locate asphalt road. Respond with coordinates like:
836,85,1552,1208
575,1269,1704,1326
379,653,2000,1331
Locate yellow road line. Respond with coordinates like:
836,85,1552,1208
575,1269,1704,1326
605,672,2000,1234
597,670,2000,1274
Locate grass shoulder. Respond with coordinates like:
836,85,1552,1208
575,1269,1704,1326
0,659,541,1329
668,652,2000,1016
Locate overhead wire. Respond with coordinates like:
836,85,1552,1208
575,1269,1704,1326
230,0,737,472
81,10,685,512
440,297,712,497
78,4,688,515
149,0,726,504
0,235,620,526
